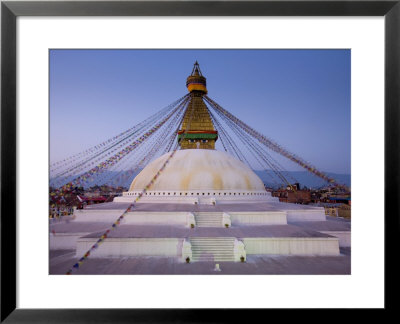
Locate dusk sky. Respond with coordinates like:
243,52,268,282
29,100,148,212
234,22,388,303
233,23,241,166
50,49,350,174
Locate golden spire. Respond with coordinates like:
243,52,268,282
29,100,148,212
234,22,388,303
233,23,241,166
178,62,218,150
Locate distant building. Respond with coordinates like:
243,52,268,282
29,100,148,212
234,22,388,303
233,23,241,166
286,182,300,191
271,187,311,204
327,196,351,205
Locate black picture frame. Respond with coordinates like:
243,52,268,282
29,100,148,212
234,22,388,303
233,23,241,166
1,0,398,322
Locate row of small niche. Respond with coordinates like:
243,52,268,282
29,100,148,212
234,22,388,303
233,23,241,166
126,192,267,196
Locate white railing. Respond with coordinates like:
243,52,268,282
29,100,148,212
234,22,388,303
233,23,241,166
222,212,232,228
187,212,196,228
234,239,246,262
182,239,193,263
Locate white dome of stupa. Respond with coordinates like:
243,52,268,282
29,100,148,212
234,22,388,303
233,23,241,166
129,149,266,192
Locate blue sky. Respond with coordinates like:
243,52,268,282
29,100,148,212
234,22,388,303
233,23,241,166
50,49,350,174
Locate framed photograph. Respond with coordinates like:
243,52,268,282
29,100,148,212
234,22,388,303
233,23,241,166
1,0,398,321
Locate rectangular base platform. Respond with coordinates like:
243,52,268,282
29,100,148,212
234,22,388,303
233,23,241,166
75,224,340,258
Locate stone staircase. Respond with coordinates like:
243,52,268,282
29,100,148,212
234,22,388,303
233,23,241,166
194,212,223,227
189,237,236,262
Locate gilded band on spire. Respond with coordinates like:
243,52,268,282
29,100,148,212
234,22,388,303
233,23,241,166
186,61,208,94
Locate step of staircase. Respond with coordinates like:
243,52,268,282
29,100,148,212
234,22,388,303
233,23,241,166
189,237,236,262
195,217,222,219
192,244,234,247
190,237,234,239
191,237,234,239
194,212,224,227
195,212,222,215
192,257,235,261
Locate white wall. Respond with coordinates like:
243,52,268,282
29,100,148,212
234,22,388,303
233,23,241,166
76,238,184,258
50,233,88,250
243,237,340,255
229,211,287,225
320,231,351,247
286,209,326,222
73,209,127,222
123,212,188,225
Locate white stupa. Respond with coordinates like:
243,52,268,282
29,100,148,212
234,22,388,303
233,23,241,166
115,149,274,204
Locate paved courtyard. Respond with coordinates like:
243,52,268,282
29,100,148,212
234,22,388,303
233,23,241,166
50,248,350,275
